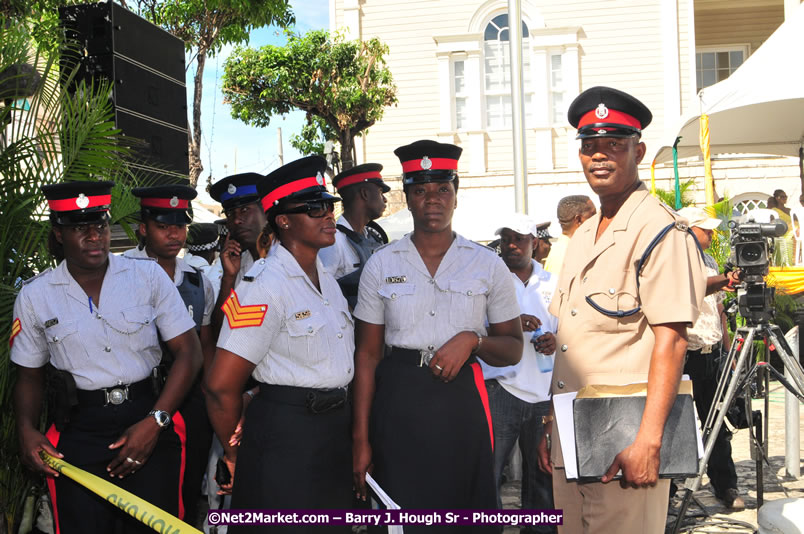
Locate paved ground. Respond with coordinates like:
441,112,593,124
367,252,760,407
501,381,804,533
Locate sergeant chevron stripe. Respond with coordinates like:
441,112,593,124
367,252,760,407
221,290,267,329
10,318,21,346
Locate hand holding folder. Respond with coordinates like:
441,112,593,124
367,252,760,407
556,381,701,483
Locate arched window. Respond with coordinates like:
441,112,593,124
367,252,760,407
482,14,532,129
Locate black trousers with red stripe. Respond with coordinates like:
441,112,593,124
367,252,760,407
46,394,183,534
178,381,213,526
369,349,497,533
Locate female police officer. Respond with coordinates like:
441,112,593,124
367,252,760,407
205,156,354,532
11,181,202,533
351,140,523,530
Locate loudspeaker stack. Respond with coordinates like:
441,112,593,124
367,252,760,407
60,2,189,185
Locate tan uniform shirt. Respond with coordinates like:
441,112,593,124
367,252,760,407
548,183,706,467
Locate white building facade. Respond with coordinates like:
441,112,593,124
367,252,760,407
330,0,802,226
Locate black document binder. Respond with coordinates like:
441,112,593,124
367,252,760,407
573,394,698,481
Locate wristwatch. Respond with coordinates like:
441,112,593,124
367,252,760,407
148,409,171,429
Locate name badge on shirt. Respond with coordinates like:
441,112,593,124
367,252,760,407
294,310,312,320
385,275,407,284
44,318,59,328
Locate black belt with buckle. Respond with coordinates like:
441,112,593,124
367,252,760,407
75,377,153,407
259,383,349,414
387,346,477,367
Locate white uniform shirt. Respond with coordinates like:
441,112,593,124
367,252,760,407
318,215,361,279
354,233,520,350
206,250,256,302
481,259,558,403
123,247,215,326
217,244,354,389
686,254,723,350
184,251,217,278
11,254,195,390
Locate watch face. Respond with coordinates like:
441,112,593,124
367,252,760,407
152,410,170,427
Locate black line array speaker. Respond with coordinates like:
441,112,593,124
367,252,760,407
59,2,189,185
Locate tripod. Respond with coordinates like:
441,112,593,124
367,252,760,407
671,320,804,534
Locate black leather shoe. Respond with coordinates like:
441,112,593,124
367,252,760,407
720,488,745,510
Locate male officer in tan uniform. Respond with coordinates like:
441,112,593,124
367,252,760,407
537,86,706,534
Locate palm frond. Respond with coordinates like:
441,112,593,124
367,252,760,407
0,14,161,530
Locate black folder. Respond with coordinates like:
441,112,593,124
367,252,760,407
573,394,698,481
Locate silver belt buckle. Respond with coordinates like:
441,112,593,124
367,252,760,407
701,344,714,354
419,350,434,367
104,384,130,406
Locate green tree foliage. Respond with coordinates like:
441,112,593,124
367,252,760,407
133,0,294,186
0,0,87,52
222,29,398,170
0,18,144,532
653,179,696,209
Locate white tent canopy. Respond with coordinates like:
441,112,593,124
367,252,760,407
654,2,804,164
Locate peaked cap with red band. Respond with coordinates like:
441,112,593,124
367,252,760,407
258,155,340,212
132,184,197,225
394,139,462,186
332,163,390,193
42,180,114,225
567,86,652,140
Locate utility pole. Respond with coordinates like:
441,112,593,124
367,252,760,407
508,0,528,214
277,127,284,166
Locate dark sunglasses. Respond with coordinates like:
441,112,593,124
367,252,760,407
280,200,335,218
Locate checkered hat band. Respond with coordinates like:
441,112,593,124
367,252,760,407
187,239,219,252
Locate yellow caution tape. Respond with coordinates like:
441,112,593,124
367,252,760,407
41,452,203,534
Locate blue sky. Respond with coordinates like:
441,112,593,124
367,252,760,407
191,0,330,203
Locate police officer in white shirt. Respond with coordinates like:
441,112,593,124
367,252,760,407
11,181,201,534
209,173,266,332
318,163,389,307
482,213,558,534
205,156,353,532
185,223,220,279
351,140,523,530
125,184,217,524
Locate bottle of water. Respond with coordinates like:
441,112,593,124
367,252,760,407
530,327,553,373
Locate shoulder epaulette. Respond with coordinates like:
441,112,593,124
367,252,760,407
125,255,157,262
22,267,52,285
374,241,394,253
243,257,269,281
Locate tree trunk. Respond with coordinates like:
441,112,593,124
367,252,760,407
188,51,206,187
340,131,354,171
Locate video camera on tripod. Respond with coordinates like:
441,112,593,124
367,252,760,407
672,216,804,533
728,218,788,324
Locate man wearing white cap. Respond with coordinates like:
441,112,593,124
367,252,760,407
482,213,558,532
676,206,744,510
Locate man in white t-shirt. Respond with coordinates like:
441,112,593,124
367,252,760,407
482,213,558,534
